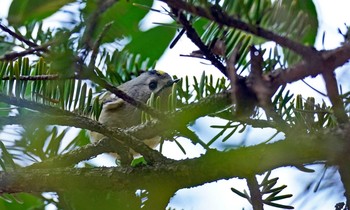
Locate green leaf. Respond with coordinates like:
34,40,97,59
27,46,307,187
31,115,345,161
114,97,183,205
174,139,186,155
46,127,68,157
231,187,250,199
83,0,153,43
125,25,176,63
0,157,6,172
131,157,147,166
293,0,318,45
0,140,17,171
8,0,75,26
79,83,87,112
0,193,44,209
62,130,90,152
264,200,294,209
273,0,318,65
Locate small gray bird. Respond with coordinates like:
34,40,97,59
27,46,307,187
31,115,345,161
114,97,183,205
91,70,177,157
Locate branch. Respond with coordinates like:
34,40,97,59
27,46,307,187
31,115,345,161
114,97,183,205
0,24,50,61
1,122,350,194
2,113,167,165
0,44,49,61
322,71,348,123
0,90,228,168
164,0,350,126
247,176,264,210
269,44,350,93
0,93,76,117
173,9,227,76
1,75,57,80
161,0,318,60
0,74,74,81
0,94,167,164
81,0,118,58
0,24,39,48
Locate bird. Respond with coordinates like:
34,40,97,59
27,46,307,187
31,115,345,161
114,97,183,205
90,70,178,158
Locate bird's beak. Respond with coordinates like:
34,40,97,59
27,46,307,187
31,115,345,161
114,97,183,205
157,79,180,94
165,79,180,88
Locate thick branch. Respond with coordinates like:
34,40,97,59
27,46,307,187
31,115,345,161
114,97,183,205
1,123,350,194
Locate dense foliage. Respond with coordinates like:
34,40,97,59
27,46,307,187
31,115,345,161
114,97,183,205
0,0,349,209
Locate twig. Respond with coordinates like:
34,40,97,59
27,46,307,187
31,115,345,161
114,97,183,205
0,92,76,117
170,28,186,49
0,24,51,60
293,108,330,114
226,41,240,108
301,79,327,97
0,43,51,61
1,75,60,81
248,46,284,124
226,43,259,118
81,0,118,58
247,175,264,210
87,21,114,72
0,24,39,48
172,9,227,76
322,71,348,123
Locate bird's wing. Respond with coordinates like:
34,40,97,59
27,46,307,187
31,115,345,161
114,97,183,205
103,98,124,111
100,92,125,111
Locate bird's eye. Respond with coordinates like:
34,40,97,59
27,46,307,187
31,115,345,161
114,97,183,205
149,80,158,90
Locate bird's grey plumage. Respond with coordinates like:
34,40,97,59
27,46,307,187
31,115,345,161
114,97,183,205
91,70,176,156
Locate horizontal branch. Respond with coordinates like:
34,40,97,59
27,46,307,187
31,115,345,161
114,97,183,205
1,122,349,194
0,113,166,165
0,74,79,81
0,44,49,61
1,74,61,81
0,94,166,164
0,90,231,168
22,91,232,168
0,93,76,117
